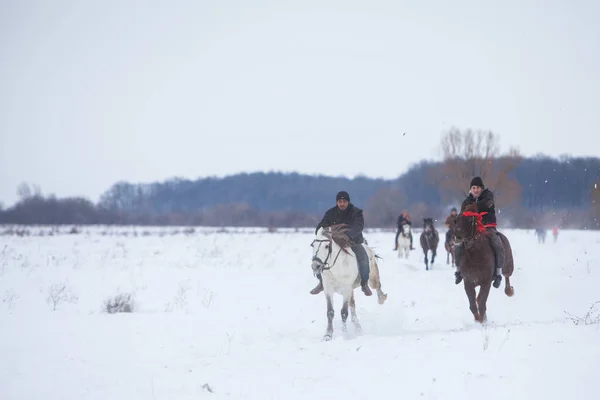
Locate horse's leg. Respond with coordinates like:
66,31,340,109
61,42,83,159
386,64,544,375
431,247,436,264
349,291,362,331
340,293,349,332
504,276,515,297
423,248,429,270
477,283,492,323
323,294,334,341
464,282,480,322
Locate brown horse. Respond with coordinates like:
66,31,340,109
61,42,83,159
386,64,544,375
453,204,515,323
445,229,455,266
419,218,439,270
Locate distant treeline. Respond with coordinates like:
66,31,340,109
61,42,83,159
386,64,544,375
1,155,599,229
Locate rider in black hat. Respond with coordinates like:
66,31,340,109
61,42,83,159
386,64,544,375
311,191,372,296
454,177,505,289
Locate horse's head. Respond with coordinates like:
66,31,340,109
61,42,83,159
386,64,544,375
311,228,331,275
454,204,484,244
423,218,434,233
310,224,350,275
402,223,411,235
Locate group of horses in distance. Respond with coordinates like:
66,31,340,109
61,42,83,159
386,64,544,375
396,216,443,270
310,203,515,340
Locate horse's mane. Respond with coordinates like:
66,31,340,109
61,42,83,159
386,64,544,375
460,203,491,239
464,203,478,213
323,224,354,249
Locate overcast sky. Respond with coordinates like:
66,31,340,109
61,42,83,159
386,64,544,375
1,0,598,206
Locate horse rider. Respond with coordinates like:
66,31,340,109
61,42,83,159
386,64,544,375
454,177,505,289
310,190,372,296
394,211,415,250
444,207,458,246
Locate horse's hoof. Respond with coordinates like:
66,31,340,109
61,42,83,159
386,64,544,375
341,324,347,333
505,286,515,297
322,333,332,341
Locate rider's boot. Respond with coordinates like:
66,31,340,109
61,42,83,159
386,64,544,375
310,274,324,295
489,231,505,289
353,244,373,296
454,243,463,284
361,280,372,296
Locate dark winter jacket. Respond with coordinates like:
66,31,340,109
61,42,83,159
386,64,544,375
444,214,458,230
397,214,412,229
460,188,497,226
315,203,365,244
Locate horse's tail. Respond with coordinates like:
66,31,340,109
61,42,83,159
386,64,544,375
366,247,387,304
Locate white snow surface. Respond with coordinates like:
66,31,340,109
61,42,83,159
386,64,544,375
1,227,599,399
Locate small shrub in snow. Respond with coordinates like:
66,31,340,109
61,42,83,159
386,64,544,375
164,282,190,312
202,289,216,308
46,283,78,311
565,301,600,325
2,289,19,310
104,293,134,314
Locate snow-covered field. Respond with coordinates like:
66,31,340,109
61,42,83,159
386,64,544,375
1,226,599,399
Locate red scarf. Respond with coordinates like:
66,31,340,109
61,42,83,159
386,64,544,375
462,211,497,232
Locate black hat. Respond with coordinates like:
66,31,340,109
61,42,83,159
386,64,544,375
336,191,350,201
470,177,484,188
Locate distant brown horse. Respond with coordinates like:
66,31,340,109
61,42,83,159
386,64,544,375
419,218,439,270
445,228,455,267
453,204,515,323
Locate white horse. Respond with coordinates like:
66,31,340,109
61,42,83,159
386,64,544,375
396,223,411,259
311,224,387,341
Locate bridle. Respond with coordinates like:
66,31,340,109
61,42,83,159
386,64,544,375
455,211,487,248
310,237,344,273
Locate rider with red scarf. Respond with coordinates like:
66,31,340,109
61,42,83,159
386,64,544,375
454,177,505,289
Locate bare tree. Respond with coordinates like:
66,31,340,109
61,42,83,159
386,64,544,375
365,187,408,227
437,127,523,208
16,182,42,200
16,182,32,200
592,182,600,229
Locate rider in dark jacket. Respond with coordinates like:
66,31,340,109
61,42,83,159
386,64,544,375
444,207,458,245
454,177,505,289
311,191,372,296
393,212,414,250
